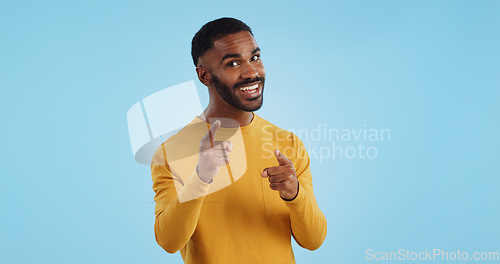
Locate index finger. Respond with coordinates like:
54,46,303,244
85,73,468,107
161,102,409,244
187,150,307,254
262,166,288,177
201,119,221,146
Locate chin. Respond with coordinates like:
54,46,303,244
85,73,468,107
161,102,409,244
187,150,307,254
242,100,263,112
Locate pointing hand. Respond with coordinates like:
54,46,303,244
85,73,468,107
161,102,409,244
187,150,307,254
261,149,299,200
197,120,233,183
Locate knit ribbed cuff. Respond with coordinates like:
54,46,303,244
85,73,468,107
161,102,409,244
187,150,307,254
178,169,212,203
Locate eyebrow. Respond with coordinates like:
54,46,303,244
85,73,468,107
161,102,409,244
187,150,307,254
220,47,261,64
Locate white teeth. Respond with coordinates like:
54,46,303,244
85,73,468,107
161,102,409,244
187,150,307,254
239,84,259,91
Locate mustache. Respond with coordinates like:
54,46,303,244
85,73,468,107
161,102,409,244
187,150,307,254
233,76,265,89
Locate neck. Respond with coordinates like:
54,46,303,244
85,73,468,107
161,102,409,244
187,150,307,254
201,102,254,128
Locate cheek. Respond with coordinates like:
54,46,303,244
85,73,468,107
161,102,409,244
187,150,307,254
223,72,242,85
213,70,234,83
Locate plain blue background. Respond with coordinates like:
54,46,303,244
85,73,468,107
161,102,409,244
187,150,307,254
1,0,499,263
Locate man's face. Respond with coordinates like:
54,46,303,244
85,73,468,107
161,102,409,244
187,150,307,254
199,31,266,112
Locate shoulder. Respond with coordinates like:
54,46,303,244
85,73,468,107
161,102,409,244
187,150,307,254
254,114,305,147
152,117,206,165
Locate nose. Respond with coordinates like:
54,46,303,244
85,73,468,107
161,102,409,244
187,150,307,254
240,62,259,79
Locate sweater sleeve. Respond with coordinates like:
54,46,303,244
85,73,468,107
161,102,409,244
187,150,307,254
151,144,211,253
284,137,327,250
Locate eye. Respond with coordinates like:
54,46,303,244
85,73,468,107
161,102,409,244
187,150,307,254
227,61,239,67
251,55,260,61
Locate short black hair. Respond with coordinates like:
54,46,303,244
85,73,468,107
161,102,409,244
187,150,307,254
191,17,253,66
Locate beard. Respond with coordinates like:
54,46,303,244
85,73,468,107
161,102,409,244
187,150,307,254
211,74,265,112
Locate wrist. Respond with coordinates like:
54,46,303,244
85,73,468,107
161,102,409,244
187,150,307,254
280,182,299,201
196,165,213,184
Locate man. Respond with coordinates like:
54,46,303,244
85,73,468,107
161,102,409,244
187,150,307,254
151,17,326,263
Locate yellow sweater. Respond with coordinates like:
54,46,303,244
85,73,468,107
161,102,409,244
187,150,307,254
151,114,327,264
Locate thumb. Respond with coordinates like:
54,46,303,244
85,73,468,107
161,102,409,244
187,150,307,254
274,149,292,166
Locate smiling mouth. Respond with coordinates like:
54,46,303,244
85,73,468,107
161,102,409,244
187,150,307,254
238,83,259,93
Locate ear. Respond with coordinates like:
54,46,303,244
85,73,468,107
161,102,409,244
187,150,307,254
196,66,212,87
